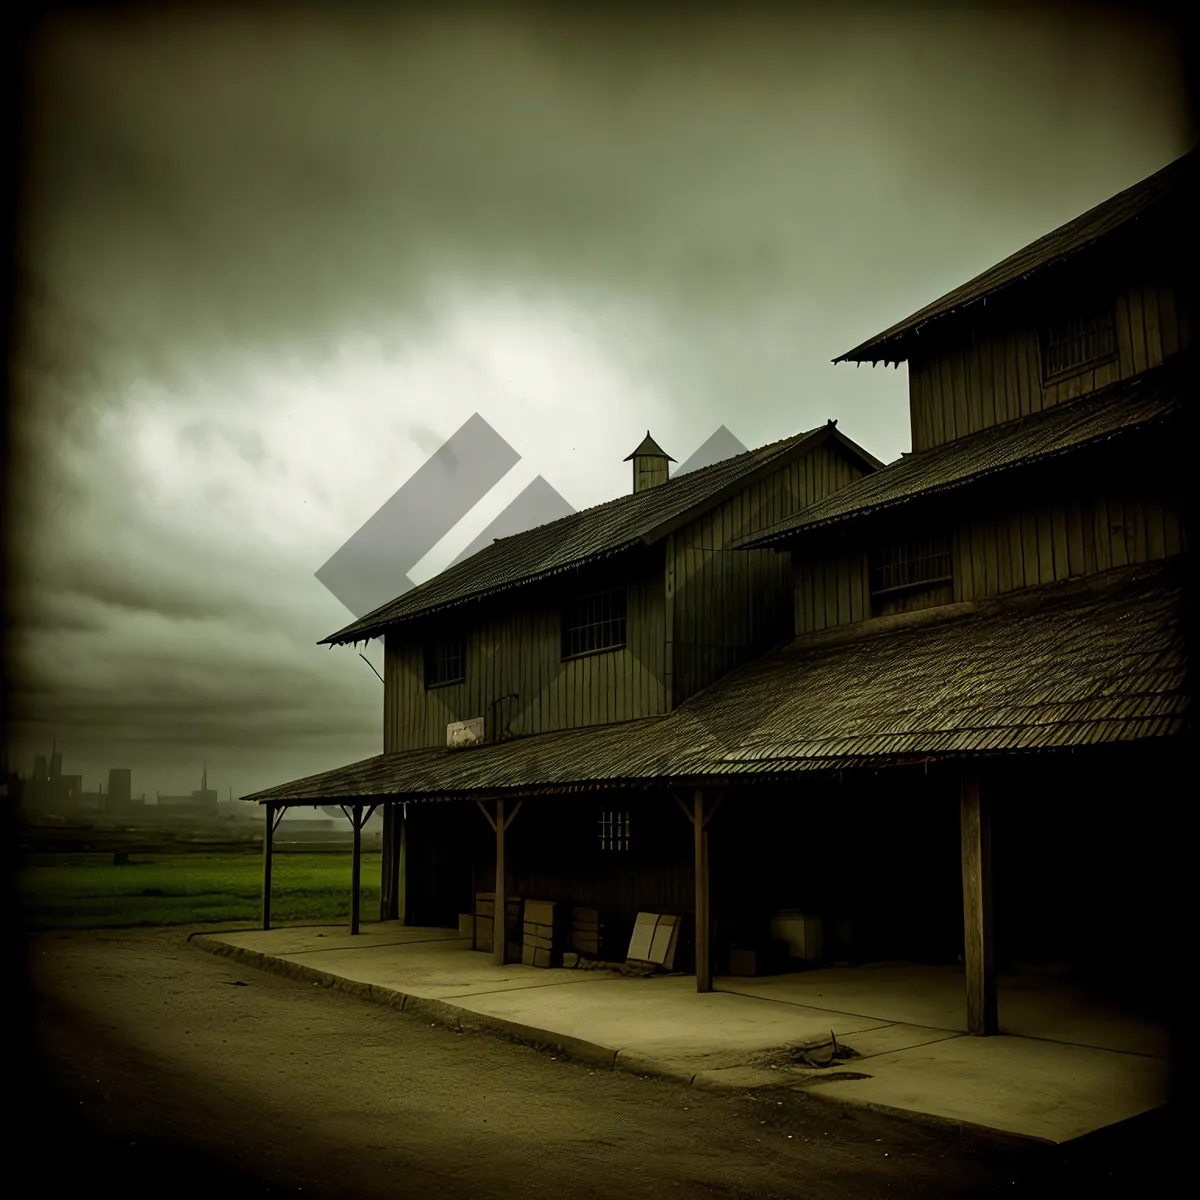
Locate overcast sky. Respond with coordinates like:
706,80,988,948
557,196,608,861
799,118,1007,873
6,5,1191,803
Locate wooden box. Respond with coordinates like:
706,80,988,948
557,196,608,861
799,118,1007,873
521,898,567,968
571,906,603,958
474,892,522,954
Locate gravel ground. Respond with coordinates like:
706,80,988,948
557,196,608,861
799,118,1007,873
19,925,1179,1199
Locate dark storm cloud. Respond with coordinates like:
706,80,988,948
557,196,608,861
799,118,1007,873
20,7,1186,360
7,5,1189,797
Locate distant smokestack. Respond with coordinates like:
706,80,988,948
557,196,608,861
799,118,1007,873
623,431,675,494
108,768,132,813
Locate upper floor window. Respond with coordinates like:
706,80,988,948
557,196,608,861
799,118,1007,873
424,636,465,689
870,536,952,599
598,809,631,852
1039,304,1116,381
562,588,627,660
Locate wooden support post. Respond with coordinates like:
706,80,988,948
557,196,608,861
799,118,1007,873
694,788,711,993
350,803,363,935
960,771,997,1036
494,798,506,966
261,802,275,931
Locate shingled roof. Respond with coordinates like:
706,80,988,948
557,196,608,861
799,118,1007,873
248,561,1184,804
736,353,1187,550
321,421,879,645
836,148,1196,365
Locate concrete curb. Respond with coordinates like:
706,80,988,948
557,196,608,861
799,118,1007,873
187,933,1063,1148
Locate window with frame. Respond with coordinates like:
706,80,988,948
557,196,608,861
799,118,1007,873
870,536,952,598
424,636,465,689
561,588,627,660
1040,304,1116,381
598,809,631,852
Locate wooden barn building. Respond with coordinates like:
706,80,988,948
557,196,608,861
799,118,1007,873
248,148,1193,1035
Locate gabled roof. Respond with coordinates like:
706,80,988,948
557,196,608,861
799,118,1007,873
736,354,1188,550
321,421,881,645
247,561,1185,804
836,148,1197,365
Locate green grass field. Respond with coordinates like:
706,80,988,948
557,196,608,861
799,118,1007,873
19,851,382,931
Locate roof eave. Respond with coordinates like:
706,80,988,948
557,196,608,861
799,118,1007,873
739,404,1176,550
318,537,647,646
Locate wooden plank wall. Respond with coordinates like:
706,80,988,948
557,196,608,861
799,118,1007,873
384,561,666,753
908,278,1190,452
671,445,864,704
953,490,1187,601
793,489,1186,636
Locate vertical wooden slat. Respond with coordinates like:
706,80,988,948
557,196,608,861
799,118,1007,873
837,552,851,626
996,512,1013,594
1128,283,1148,374
1066,498,1086,577
925,355,941,447
1035,508,1054,584
850,551,865,624
1143,283,1162,366
1021,510,1039,587
1051,502,1070,581
1002,330,1020,425
960,772,997,1037
1017,332,1035,417
1158,281,1179,358
665,534,676,710
1109,497,1129,568
1130,497,1148,565
1115,288,1135,377
261,802,275,931
1093,495,1113,572
1144,497,1166,562
910,360,926,452
984,514,999,596
1163,500,1184,556
966,337,983,434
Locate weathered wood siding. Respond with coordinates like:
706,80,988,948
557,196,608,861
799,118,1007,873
670,445,865,704
793,488,1186,635
908,277,1191,452
952,489,1187,600
385,559,666,752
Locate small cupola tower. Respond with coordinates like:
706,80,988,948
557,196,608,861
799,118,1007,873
624,431,675,494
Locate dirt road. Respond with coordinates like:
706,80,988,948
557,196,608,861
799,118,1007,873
20,926,1175,1198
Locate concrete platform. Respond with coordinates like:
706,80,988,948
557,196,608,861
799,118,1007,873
192,923,1171,1146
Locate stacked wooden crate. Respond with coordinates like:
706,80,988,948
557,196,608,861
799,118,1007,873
473,891,522,959
522,899,566,967
570,906,603,959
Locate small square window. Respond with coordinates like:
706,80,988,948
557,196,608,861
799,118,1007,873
562,589,627,660
1040,305,1116,381
870,536,952,598
424,636,465,688
598,809,631,852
